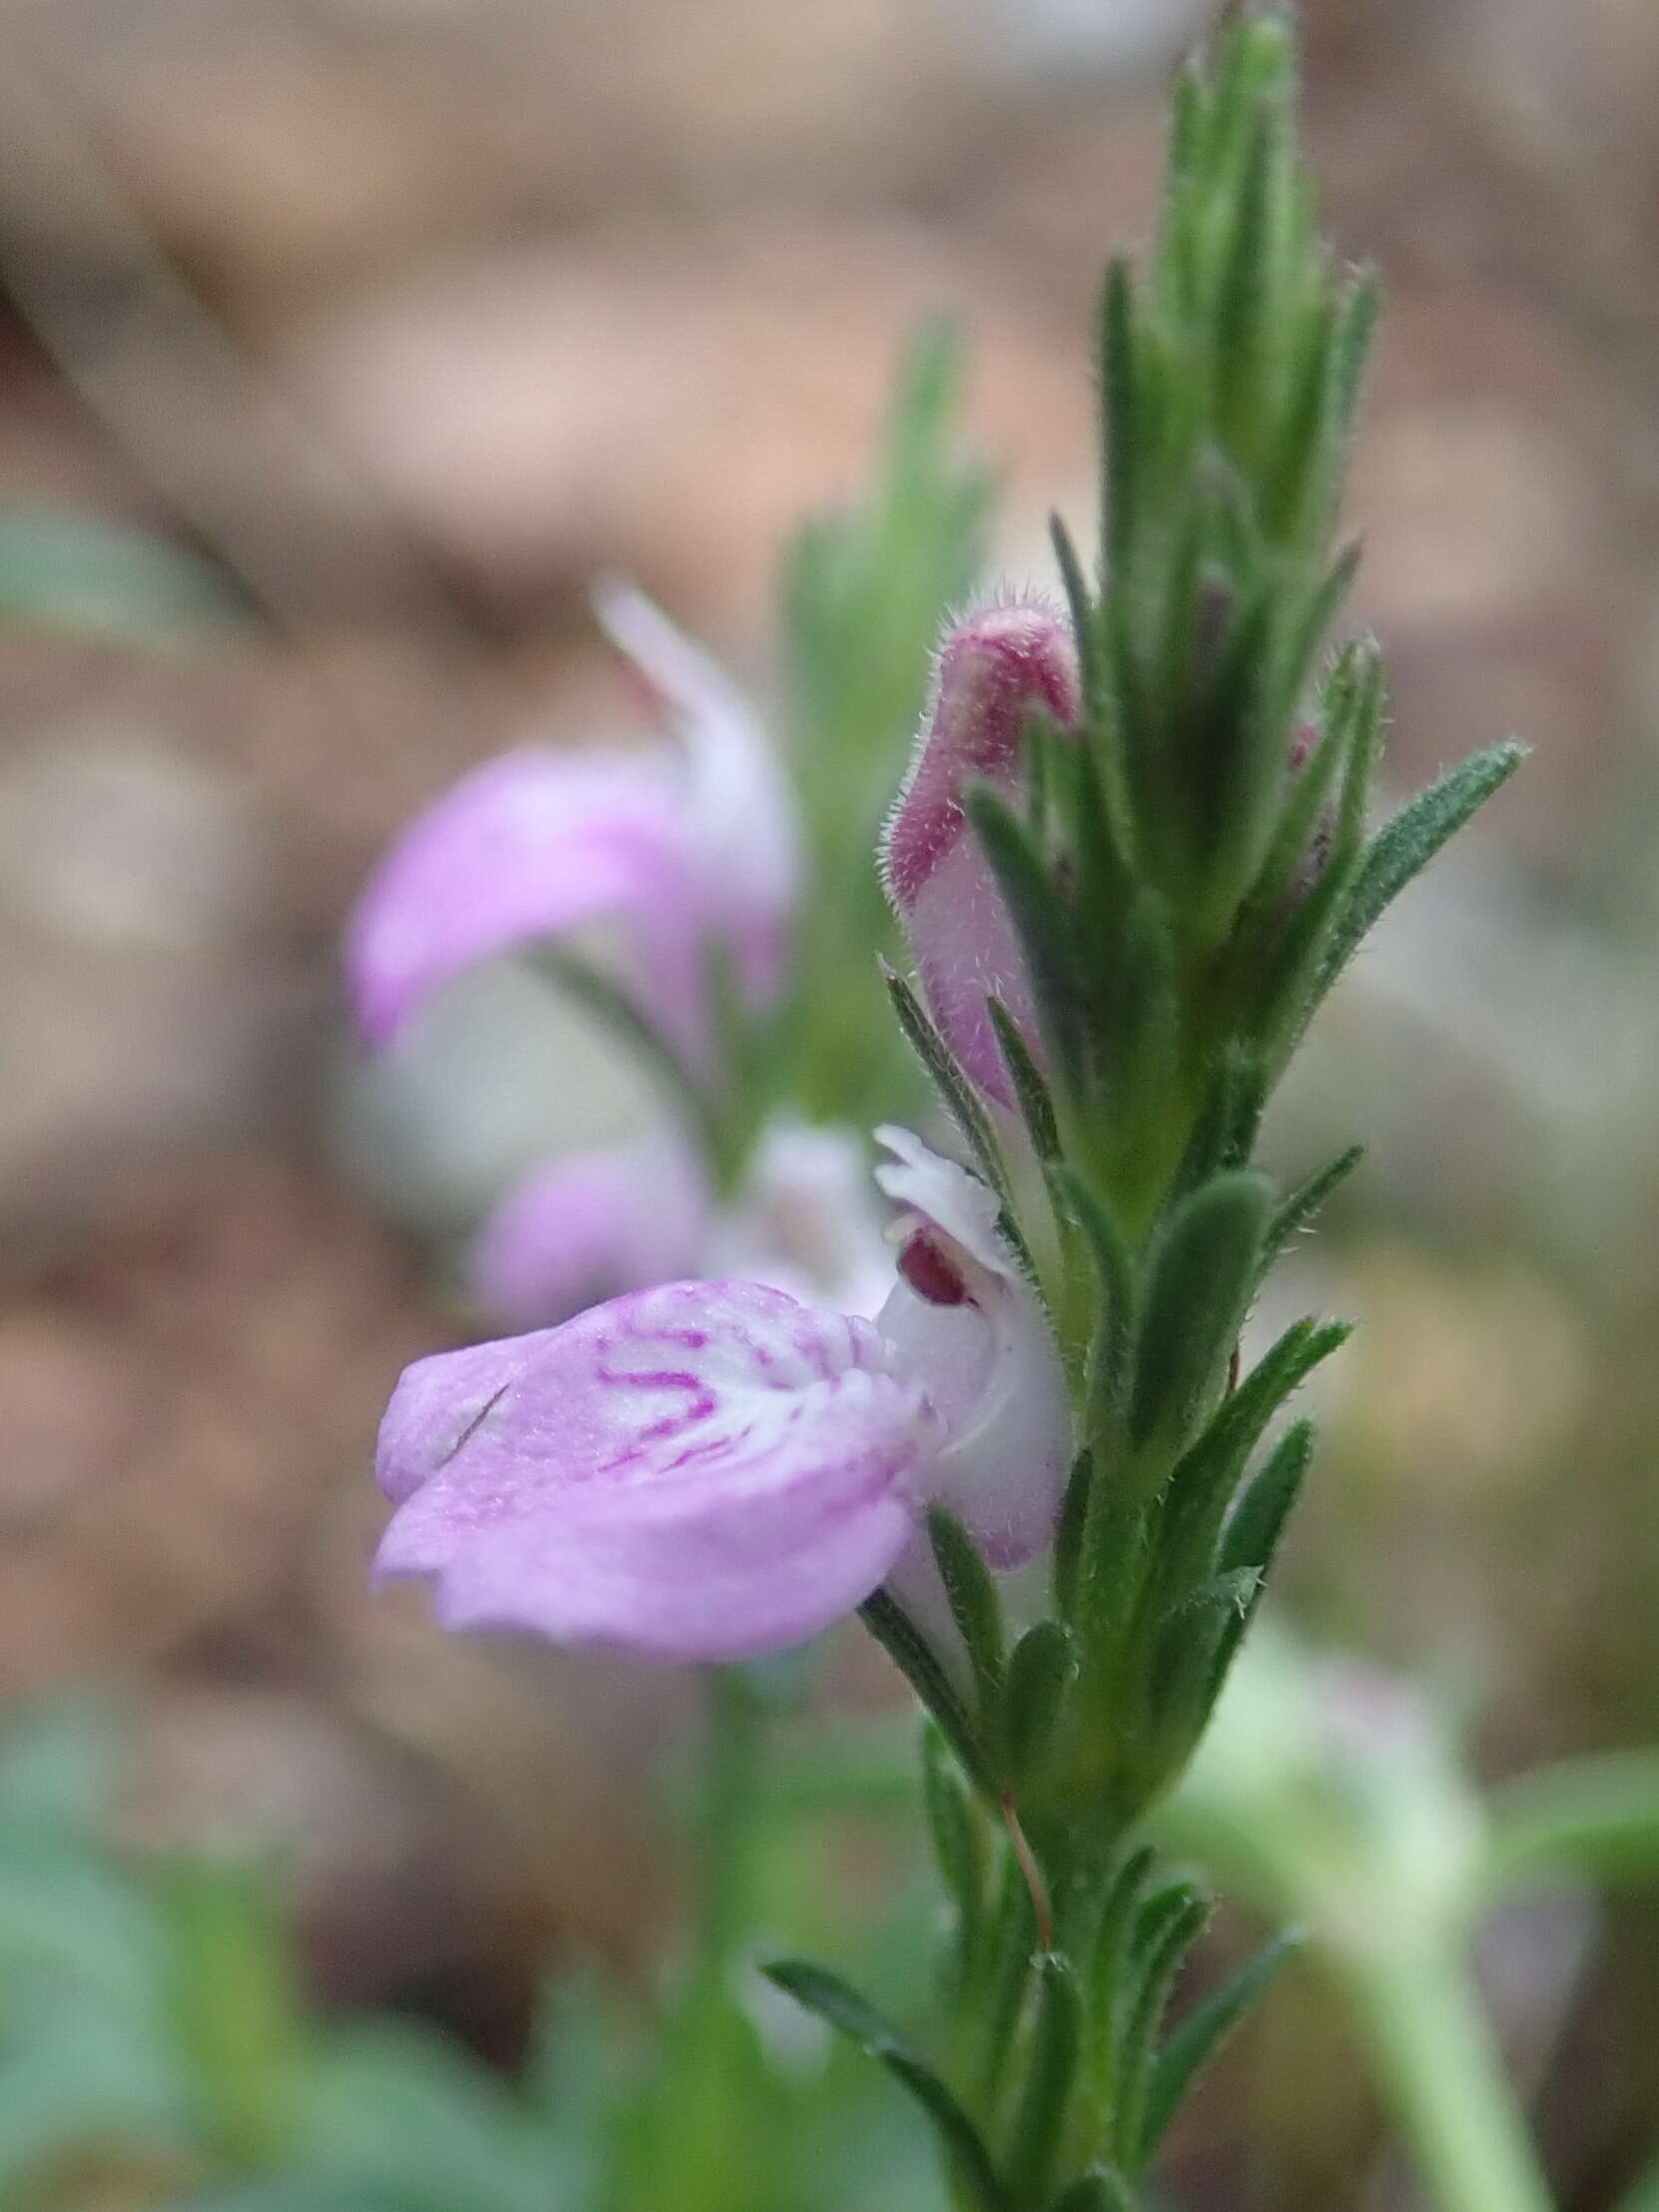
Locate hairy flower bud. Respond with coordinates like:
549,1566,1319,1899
881,599,1080,1103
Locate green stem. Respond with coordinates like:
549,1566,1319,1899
689,1665,767,2009
623,1667,768,2212
1340,1942,1555,2212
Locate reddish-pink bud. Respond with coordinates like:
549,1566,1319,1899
881,599,1080,1105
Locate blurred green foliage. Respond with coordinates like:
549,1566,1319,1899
0,1700,953,2212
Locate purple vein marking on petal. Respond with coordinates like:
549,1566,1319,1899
589,1344,718,1467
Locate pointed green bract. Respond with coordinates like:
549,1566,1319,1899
929,1507,1008,1732
763,1962,1009,2212
1007,1955,1086,2205
1130,1173,1271,1454
1137,1932,1299,2163
859,1590,993,1799
1003,1623,1079,1800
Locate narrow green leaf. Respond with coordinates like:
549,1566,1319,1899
1259,1145,1363,1279
1273,267,1379,545
1051,1167,1138,1427
965,785,1089,1088
1086,1846,1156,2080
1171,1050,1266,1199
1131,1173,1271,1452
860,1590,993,1798
1220,1418,1315,1581
977,1854,1041,2107
1248,644,1383,1052
1137,1931,1299,2162
1213,108,1274,443
1188,1423,1318,1730
1003,1622,1078,1797
764,1962,1008,2212
988,996,1062,1163
881,960,1012,1205
1101,260,1139,577
1309,740,1526,1014
1113,1891,1210,2173
923,1722,986,1939
928,1507,1007,1729
1317,267,1380,518
1052,1448,1095,1621
1051,509,1101,717
1007,1954,1086,2205
1158,1319,1348,1587
1128,1875,1208,1978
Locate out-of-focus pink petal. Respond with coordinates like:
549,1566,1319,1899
881,599,1080,1103
595,580,799,1007
704,1117,893,1317
346,746,700,1052
374,1280,931,1660
467,1132,711,1329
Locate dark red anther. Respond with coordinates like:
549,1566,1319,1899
897,1228,970,1306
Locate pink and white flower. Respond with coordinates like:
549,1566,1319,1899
374,1130,1071,1662
881,599,1080,1104
346,583,798,1074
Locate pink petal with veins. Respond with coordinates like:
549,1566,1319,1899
374,1279,931,1660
